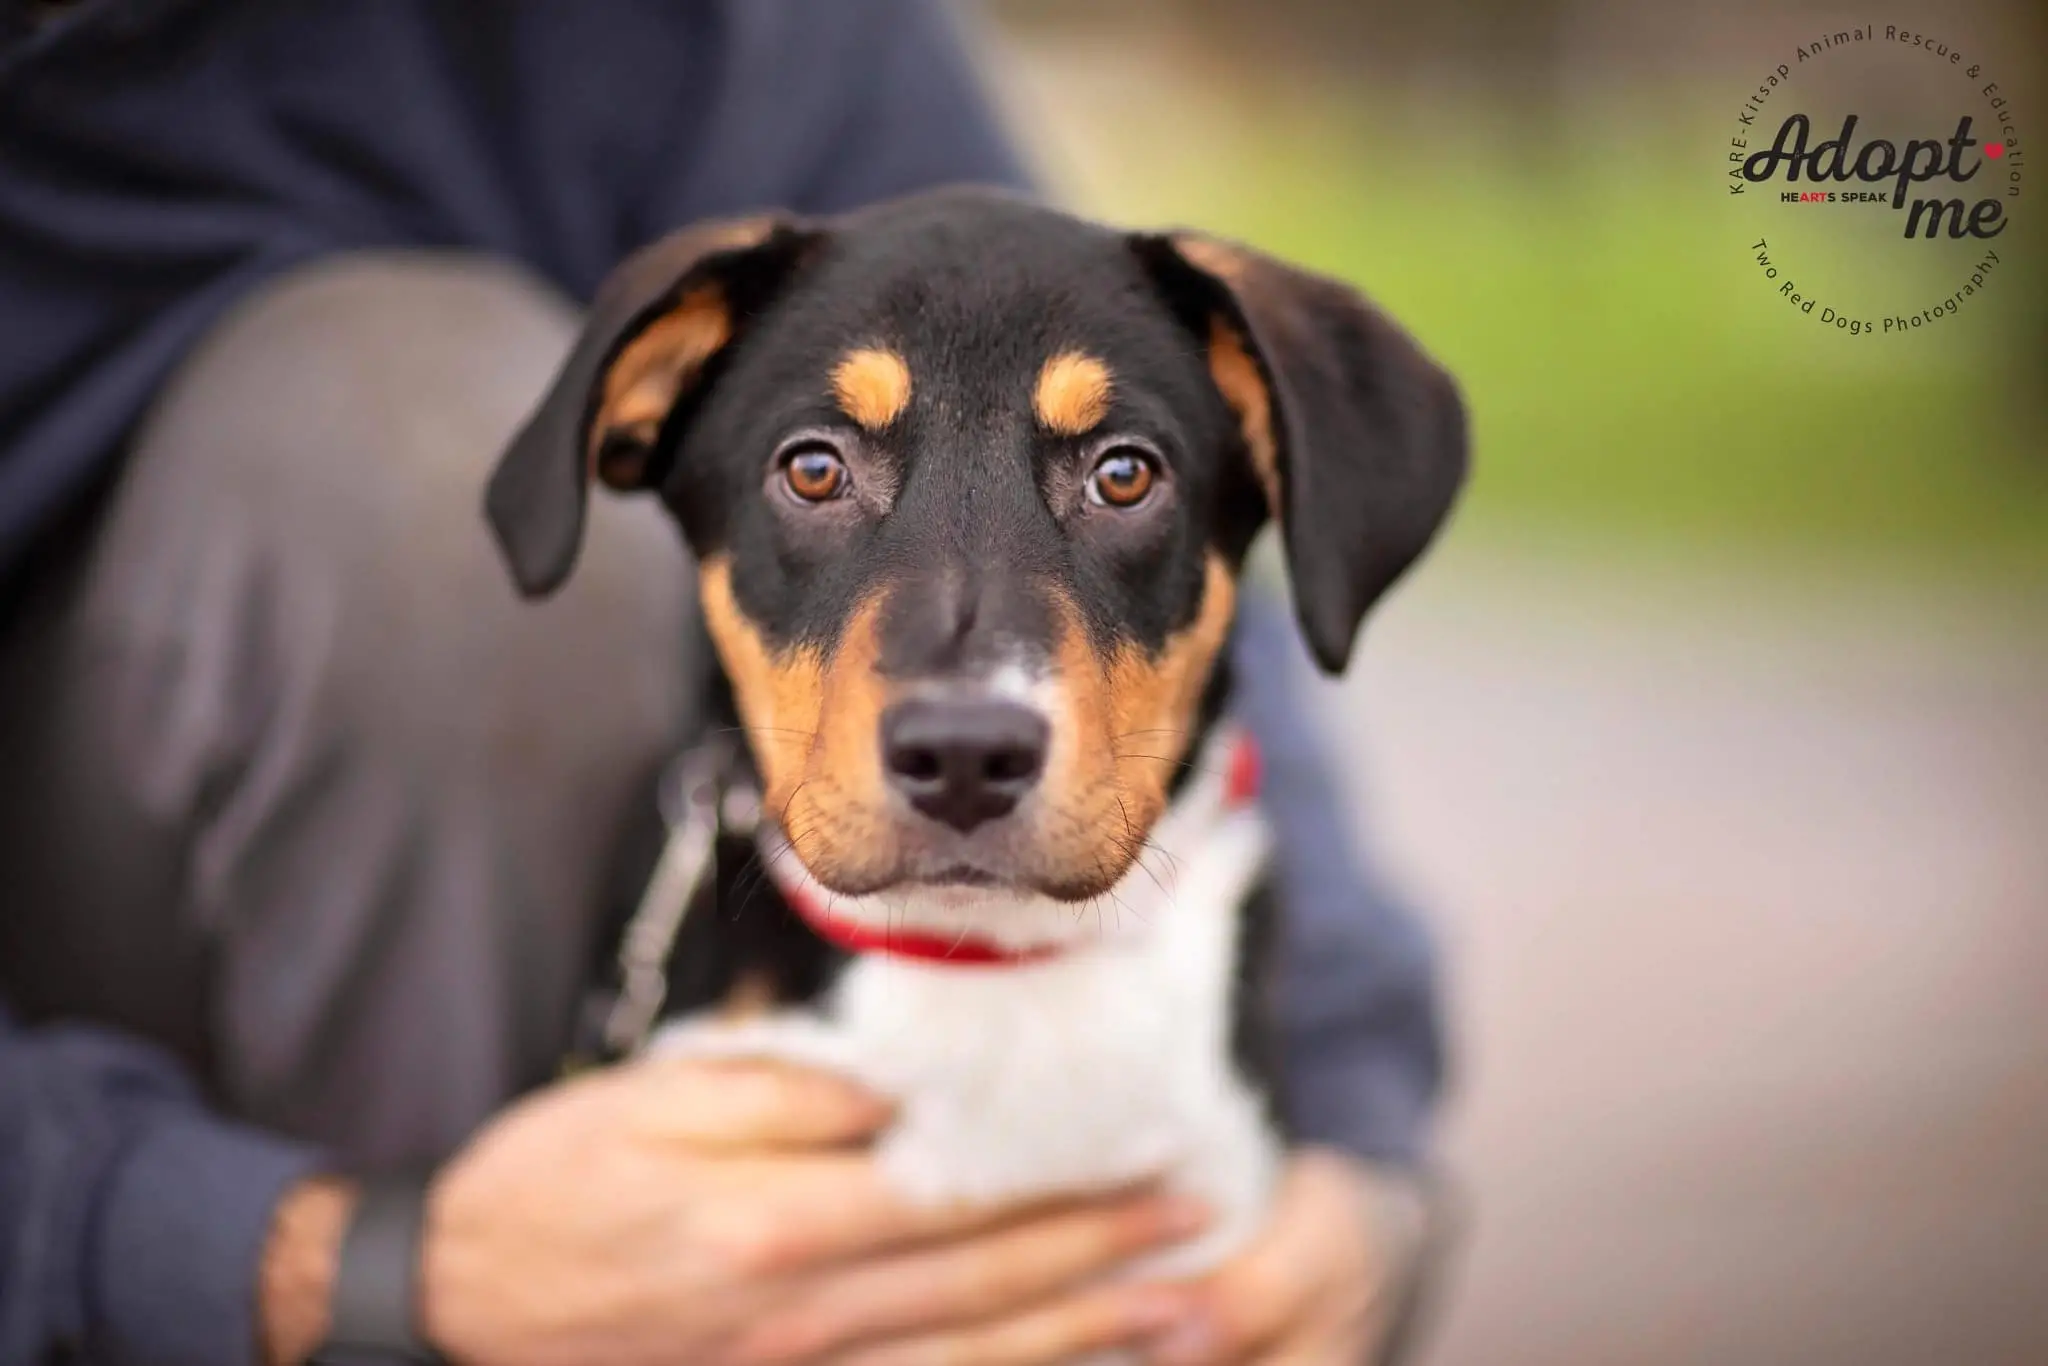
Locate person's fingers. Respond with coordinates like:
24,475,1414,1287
728,1190,1209,1358
1145,1156,1369,1365
1261,1345,1353,1366
619,1057,893,1149
1143,1247,1297,1366
823,1283,1195,1366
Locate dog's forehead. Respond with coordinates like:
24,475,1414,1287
822,191,1133,301
776,198,1194,417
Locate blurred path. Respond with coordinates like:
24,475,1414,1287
1316,547,2048,1366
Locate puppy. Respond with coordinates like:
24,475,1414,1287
485,188,1465,1288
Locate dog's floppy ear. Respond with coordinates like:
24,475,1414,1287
485,215,820,597
1131,232,1469,674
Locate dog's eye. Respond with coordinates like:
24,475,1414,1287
1086,449,1157,508
781,445,847,503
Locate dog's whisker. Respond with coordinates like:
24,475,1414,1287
1111,753,1186,771
693,723,819,740
1110,793,1171,901
1111,751,1227,779
774,778,813,835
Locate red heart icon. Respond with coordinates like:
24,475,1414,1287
1985,142,2005,158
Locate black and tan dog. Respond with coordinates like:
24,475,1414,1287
485,187,1464,1284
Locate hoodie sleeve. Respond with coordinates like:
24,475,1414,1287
0,1001,324,1366
1230,592,1449,1168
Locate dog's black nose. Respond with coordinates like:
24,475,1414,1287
881,697,1048,832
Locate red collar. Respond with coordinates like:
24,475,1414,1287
782,890,1063,966
778,733,1262,968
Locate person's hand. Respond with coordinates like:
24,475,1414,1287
418,1057,1210,1366
1142,1149,1426,1366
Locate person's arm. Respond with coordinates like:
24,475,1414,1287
1231,591,1448,1171
4,1003,1204,1366
0,1000,328,1366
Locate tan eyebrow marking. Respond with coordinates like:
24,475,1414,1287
830,348,913,430
1033,352,1114,436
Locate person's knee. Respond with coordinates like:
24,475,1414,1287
89,250,698,784
134,252,581,590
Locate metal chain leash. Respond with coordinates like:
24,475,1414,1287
567,734,760,1070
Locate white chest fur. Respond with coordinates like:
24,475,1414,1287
648,737,1281,1279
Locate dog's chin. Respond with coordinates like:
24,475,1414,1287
785,813,1140,904
915,864,1004,890
761,824,1148,951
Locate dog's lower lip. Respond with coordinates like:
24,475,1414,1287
922,865,1003,887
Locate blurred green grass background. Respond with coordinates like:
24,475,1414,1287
995,49,2048,588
